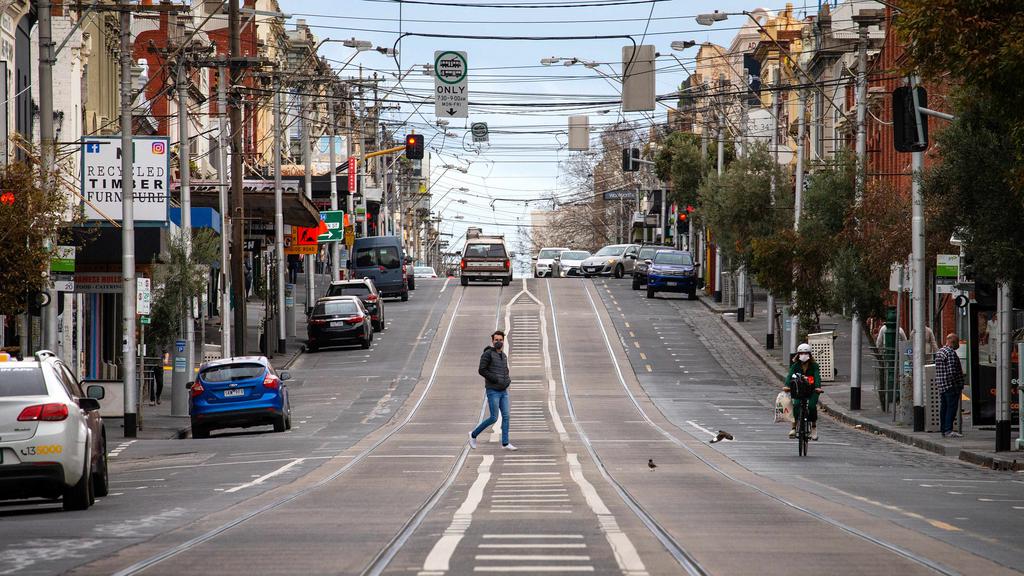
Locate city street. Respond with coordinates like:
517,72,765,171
3,278,1021,575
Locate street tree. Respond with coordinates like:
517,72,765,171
654,130,735,210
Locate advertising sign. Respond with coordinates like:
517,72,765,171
82,136,170,222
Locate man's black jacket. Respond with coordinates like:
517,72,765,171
478,346,511,391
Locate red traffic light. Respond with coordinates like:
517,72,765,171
405,134,424,160
406,135,419,145
678,213,688,221
0,191,13,206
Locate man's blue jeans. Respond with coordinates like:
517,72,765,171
471,388,510,446
940,387,959,434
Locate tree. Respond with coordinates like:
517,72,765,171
654,130,735,210
147,230,220,349
0,162,78,314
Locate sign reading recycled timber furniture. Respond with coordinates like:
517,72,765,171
81,136,170,222
936,254,959,294
318,211,345,242
434,51,468,118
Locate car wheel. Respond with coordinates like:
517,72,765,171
285,411,292,430
361,336,371,349
614,264,624,279
409,277,416,291
631,276,640,290
461,277,469,286
92,435,109,497
307,343,318,353
63,450,93,511
688,288,697,300
192,423,210,439
401,290,409,302
273,413,287,433
373,320,381,332
647,288,655,299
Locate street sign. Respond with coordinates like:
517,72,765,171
434,51,468,119
348,157,357,193
344,226,355,251
603,189,636,201
318,210,345,243
140,315,151,325
51,246,76,292
137,277,151,316
471,122,489,143
295,226,319,245
175,339,186,353
936,254,959,294
285,244,317,256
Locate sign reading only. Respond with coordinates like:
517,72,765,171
435,51,468,118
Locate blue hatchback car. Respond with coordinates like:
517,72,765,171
189,356,292,439
645,250,699,300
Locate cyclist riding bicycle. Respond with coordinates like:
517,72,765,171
783,343,824,441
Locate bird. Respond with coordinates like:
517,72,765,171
709,430,734,444
647,458,657,470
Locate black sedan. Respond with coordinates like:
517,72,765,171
326,279,386,331
306,296,374,352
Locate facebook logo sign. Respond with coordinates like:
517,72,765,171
85,143,100,153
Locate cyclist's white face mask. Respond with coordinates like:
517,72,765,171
798,353,811,363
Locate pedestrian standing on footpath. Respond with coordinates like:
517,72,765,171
935,333,965,438
469,330,517,451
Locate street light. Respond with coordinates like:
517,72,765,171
670,40,696,51
695,10,728,26
441,163,468,173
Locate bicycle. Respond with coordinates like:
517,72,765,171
785,374,817,457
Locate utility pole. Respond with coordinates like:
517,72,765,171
217,65,231,354
996,282,1012,450
119,0,138,437
175,54,193,417
38,0,58,354
765,66,781,346
229,0,246,356
329,90,340,279
301,90,314,312
790,89,807,358
273,74,286,353
850,24,869,410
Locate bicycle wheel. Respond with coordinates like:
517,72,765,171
798,417,808,457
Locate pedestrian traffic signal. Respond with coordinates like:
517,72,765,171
405,134,424,160
622,147,641,172
893,86,928,153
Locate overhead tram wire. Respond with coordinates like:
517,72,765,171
365,0,672,8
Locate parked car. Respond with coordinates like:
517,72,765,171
0,350,108,510
414,266,438,278
645,250,699,300
189,356,292,438
349,236,409,301
306,296,374,351
460,230,513,286
533,247,569,278
631,244,671,290
580,244,640,278
556,250,591,277
326,278,385,331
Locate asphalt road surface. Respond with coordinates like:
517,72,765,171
1,277,1021,575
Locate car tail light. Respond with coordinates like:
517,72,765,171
460,259,467,270
190,381,205,398
344,315,364,325
308,318,327,326
379,265,386,273
366,294,378,302
18,403,69,422
504,259,511,270
263,374,281,390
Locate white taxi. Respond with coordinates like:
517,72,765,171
0,350,109,510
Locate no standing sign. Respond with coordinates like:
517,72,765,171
434,51,468,118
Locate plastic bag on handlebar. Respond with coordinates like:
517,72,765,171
775,391,794,423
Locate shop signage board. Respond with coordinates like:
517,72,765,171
81,136,170,222
434,51,468,118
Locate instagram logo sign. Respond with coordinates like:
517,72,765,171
151,141,166,155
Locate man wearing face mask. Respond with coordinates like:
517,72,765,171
785,343,823,440
935,333,964,438
469,330,517,451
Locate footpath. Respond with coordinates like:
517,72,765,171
109,272,329,441
698,291,1022,471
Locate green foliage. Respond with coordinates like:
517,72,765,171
698,142,791,272
147,229,220,347
0,162,79,314
921,92,1024,285
655,131,734,210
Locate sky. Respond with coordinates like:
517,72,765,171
282,0,822,254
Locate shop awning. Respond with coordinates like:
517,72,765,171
170,207,222,234
173,180,320,228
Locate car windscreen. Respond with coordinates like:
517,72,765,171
354,246,402,269
465,243,507,259
653,251,693,266
327,284,371,298
638,246,661,259
200,363,266,383
313,300,361,316
0,367,47,396
561,251,589,260
537,249,562,259
595,245,625,257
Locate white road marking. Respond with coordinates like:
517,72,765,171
686,420,717,439
129,455,335,473
225,459,305,493
420,455,494,573
566,453,648,575
440,277,452,292
473,567,593,573
476,555,591,561
489,509,573,514
480,543,587,548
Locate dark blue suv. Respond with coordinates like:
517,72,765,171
189,356,292,438
645,250,698,300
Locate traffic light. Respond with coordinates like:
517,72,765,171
676,211,689,235
621,147,640,172
405,134,424,160
893,86,928,153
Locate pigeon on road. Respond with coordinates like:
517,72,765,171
648,458,657,470
709,430,734,444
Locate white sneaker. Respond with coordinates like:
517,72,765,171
502,443,518,451
811,425,818,441
469,434,477,449
788,428,796,439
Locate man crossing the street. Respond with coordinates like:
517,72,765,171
469,330,517,451
935,333,965,438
